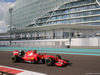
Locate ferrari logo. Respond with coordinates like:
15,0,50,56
42,56,44,59
28,57,30,60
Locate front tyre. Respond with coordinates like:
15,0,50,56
45,57,54,66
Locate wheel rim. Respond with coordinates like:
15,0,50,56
46,59,51,64
12,56,16,62
12,57,15,60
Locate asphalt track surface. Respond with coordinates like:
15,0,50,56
0,51,100,75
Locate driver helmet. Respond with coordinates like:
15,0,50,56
33,50,37,54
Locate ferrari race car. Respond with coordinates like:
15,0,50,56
11,50,69,67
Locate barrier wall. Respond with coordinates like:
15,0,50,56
0,38,100,47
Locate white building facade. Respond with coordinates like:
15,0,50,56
1,0,100,47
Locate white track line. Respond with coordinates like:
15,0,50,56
0,65,47,75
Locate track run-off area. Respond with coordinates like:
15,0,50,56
0,47,100,75
0,47,100,56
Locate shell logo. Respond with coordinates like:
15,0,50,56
31,57,34,60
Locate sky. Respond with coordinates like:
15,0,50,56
0,0,16,33
3,0,16,3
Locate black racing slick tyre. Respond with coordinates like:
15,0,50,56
11,56,18,63
45,57,54,66
55,55,61,59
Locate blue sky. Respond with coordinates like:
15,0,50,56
3,0,16,3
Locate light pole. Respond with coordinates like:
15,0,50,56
9,8,13,45
68,0,71,47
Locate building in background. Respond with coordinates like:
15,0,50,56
1,0,100,47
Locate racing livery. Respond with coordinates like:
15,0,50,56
11,50,69,67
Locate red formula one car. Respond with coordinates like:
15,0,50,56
11,50,69,67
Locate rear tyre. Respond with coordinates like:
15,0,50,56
11,56,17,63
45,57,54,66
55,55,61,59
